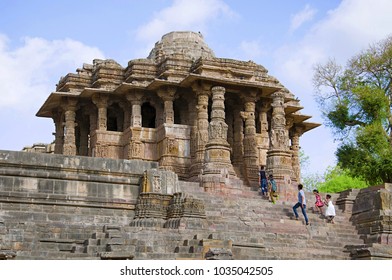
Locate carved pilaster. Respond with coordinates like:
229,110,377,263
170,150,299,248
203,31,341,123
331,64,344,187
156,87,178,171
92,93,109,131
91,93,109,158
126,91,143,127
124,91,144,160
257,102,270,166
62,97,78,156
157,86,176,125
52,110,64,154
188,97,198,164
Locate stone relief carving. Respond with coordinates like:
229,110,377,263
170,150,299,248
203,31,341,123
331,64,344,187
270,129,289,150
199,130,208,143
132,142,142,157
209,122,227,140
132,115,141,127
167,139,177,154
153,175,161,192
272,115,286,127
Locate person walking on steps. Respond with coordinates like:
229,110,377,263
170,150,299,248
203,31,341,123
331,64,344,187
324,194,336,224
268,174,278,204
293,184,309,225
259,166,268,197
313,189,324,216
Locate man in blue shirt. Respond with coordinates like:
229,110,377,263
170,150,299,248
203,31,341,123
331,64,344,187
293,184,309,225
259,166,268,197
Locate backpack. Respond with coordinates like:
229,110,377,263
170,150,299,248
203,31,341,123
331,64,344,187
270,180,277,192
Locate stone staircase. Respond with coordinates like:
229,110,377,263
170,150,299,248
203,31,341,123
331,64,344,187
2,180,366,260
176,181,365,259
55,182,365,260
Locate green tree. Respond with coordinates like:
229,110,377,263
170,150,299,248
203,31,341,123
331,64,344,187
317,165,367,193
313,36,392,184
299,149,324,191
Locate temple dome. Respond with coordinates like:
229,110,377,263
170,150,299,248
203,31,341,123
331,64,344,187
147,31,215,63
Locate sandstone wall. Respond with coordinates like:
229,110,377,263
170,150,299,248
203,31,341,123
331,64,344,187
0,150,157,258
350,184,392,245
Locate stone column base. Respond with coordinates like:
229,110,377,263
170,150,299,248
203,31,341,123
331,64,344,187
267,149,296,201
201,175,245,195
345,244,392,260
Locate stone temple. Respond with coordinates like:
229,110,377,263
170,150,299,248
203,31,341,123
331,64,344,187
1,32,392,260
36,31,319,197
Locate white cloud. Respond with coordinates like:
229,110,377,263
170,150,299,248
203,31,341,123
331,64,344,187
239,40,264,60
271,0,392,174
289,4,317,33
275,0,392,101
136,0,236,47
0,35,105,110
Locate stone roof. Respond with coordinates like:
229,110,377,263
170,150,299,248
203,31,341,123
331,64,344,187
147,31,215,64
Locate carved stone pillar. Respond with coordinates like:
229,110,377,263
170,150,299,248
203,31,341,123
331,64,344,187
189,83,210,179
232,108,244,169
267,91,294,200
258,102,270,166
291,126,303,183
119,101,130,130
157,87,176,125
188,97,198,167
88,106,97,156
79,116,89,156
91,93,109,158
126,91,144,159
240,92,259,186
53,110,64,154
202,86,236,178
62,98,78,156
126,91,143,128
92,93,109,131
226,110,234,149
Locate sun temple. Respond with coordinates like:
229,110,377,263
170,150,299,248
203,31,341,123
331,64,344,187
1,32,392,260
36,31,318,197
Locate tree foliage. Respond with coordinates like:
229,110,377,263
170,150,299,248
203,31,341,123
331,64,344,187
317,165,367,193
313,36,392,184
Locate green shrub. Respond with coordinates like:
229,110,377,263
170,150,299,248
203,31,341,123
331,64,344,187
317,165,368,193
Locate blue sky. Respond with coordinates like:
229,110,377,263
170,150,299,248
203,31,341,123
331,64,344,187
0,0,391,176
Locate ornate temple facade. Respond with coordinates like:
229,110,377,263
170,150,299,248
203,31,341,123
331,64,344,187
37,31,319,195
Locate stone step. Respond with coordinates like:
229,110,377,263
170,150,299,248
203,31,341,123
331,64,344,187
107,244,136,253
83,245,107,255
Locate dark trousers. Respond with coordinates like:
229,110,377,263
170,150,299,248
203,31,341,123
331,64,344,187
293,202,309,224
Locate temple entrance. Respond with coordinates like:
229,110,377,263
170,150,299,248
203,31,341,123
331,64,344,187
107,103,124,132
142,102,156,128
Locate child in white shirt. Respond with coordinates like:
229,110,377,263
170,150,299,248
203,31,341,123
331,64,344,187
324,194,336,224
